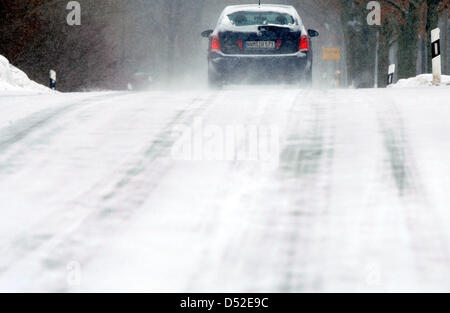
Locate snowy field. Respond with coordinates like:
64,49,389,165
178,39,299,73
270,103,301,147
0,79,449,292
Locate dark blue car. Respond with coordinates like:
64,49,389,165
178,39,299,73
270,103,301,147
201,4,319,88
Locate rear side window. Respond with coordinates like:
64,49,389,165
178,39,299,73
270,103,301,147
226,11,296,26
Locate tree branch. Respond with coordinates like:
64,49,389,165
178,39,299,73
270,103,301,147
384,0,409,16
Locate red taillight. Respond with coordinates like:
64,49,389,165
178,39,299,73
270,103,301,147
298,35,309,52
276,40,282,50
210,36,221,51
237,40,244,50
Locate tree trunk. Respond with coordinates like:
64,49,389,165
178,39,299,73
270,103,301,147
397,6,420,79
166,0,181,84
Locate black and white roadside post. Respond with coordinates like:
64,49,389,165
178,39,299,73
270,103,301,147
387,64,395,86
431,28,441,85
49,70,57,90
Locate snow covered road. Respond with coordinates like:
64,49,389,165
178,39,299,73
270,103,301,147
0,86,449,292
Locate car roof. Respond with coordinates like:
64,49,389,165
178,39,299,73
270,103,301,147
218,4,303,29
222,4,299,16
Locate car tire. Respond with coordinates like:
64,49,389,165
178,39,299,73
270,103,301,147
300,68,312,87
208,66,224,89
208,76,223,89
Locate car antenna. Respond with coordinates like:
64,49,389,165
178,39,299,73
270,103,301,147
258,0,261,6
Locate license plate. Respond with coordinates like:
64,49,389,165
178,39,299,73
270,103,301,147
245,41,276,49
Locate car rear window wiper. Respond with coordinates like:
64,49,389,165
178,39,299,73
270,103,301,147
257,25,291,32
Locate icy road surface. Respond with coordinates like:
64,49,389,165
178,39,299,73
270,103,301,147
0,87,449,292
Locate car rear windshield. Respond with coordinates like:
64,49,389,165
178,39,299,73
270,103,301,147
226,11,296,26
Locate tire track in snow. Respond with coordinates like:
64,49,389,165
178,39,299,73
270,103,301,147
277,90,335,292
0,92,129,175
0,91,221,291
184,87,298,291
183,88,336,292
375,99,450,290
0,93,126,152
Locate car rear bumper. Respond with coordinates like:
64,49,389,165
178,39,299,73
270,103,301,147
208,51,310,80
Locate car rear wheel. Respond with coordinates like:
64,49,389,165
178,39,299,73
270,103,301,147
288,69,312,87
300,67,312,87
208,72,224,89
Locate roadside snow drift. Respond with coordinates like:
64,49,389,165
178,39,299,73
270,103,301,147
0,55,51,93
391,74,450,88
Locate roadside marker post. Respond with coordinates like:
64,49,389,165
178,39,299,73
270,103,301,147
387,64,395,86
49,70,56,90
335,70,341,87
431,28,441,85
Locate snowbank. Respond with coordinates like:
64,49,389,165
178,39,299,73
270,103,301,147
390,74,450,88
0,55,52,93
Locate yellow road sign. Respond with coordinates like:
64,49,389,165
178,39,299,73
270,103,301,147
322,47,341,61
